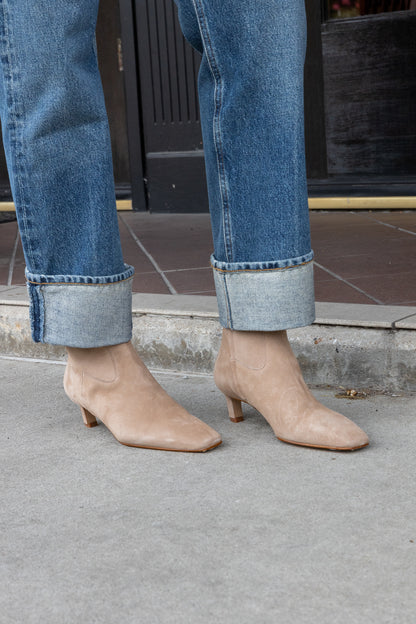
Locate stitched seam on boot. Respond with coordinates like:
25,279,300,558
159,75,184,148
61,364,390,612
82,347,119,384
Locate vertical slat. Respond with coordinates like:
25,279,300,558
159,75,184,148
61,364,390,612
172,11,187,122
146,0,165,123
191,43,200,122
154,0,171,123
164,0,180,123
119,0,147,210
135,0,202,150
304,0,328,179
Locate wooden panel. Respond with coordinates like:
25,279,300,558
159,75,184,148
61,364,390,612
119,0,147,209
134,0,206,211
96,0,131,187
146,152,208,212
134,0,202,152
322,11,416,177
304,0,328,179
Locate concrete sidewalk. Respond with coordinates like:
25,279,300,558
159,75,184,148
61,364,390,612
1,358,415,624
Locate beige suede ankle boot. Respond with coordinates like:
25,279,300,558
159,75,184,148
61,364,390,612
214,329,369,451
64,341,222,452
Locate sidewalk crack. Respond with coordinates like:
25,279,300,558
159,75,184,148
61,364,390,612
391,313,416,329
314,261,383,304
119,214,178,294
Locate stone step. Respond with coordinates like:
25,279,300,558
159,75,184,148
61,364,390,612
1,286,415,393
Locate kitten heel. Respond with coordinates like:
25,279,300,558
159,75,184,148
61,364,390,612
225,396,244,423
80,406,98,428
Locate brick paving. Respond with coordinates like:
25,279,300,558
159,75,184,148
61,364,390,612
1,210,415,305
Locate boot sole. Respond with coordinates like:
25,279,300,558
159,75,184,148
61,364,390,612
119,439,223,452
276,436,369,452
92,422,223,452
90,421,223,452
229,399,369,452
80,405,222,452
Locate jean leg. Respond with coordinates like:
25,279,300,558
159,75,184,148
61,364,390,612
176,0,315,330
0,0,134,346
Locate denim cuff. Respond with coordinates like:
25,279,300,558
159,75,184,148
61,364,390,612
211,252,315,331
25,264,134,347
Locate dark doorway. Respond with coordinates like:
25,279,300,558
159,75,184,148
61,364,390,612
122,0,416,210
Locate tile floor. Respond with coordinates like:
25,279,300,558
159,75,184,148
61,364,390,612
1,210,415,305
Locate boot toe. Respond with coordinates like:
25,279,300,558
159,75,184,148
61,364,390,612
337,420,369,450
177,419,222,452
278,406,369,451
116,412,222,452
305,409,369,450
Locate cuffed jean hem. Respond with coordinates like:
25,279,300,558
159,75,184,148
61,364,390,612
25,264,135,347
211,252,316,331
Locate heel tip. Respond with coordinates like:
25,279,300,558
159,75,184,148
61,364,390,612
85,422,99,428
230,416,244,423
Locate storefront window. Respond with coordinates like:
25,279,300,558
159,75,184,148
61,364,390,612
327,0,416,19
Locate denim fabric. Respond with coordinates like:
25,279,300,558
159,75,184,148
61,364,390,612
211,252,315,331
0,0,315,344
0,0,134,346
26,266,134,346
176,0,315,329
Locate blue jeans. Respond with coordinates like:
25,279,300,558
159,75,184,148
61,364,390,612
0,0,315,347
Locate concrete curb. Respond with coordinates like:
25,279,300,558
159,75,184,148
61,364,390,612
0,286,415,393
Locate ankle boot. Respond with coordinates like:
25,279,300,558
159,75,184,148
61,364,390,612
214,329,369,451
64,341,222,452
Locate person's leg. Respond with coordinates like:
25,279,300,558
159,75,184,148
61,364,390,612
0,0,133,346
175,0,368,450
0,0,221,452
176,0,313,328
